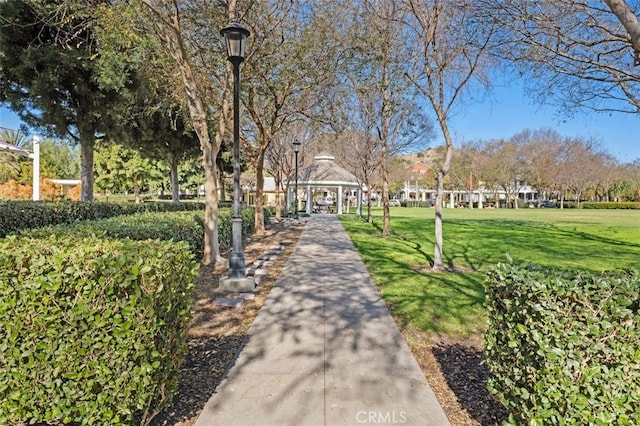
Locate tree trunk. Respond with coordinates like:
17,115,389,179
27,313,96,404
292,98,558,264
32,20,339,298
79,130,94,202
170,152,180,202
433,113,453,271
433,170,445,269
216,159,226,202
254,149,266,234
171,42,220,264
133,177,141,204
274,172,282,221
381,157,391,236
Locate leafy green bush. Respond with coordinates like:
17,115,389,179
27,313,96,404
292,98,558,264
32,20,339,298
484,260,640,424
21,211,205,257
0,235,198,425
217,207,256,252
19,207,258,258
0,200,204,237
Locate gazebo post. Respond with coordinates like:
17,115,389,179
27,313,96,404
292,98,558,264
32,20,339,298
306,185,312,215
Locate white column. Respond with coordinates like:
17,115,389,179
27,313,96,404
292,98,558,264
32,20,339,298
306,185,312,214
337,186,343,214
285,185,290,217
32,136,40,201
357,188,362,216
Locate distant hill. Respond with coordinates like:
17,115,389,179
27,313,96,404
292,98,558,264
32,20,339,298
397,147,444,168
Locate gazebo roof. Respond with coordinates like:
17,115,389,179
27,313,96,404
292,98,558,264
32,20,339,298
298,154,359,186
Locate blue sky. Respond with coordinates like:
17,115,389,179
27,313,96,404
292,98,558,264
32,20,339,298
2,81,639,162
445,80,640,163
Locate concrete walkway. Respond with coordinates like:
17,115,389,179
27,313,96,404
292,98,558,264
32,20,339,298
195,215,450,426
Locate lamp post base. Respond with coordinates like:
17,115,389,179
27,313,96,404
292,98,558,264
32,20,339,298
219,276,256,293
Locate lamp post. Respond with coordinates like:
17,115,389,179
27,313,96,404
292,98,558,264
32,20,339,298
219,21,255,292
293,140,300,220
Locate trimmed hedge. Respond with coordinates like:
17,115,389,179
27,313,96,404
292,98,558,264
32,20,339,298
0,235,199,425
581,202,640,210
0,200,205,237
17,207,257,257
484,260,640,424
21,211,206,257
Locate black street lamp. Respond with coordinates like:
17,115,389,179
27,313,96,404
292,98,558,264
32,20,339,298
219,21,254,292
293,140,301,220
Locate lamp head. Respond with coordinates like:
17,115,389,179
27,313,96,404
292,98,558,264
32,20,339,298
220,22,250,64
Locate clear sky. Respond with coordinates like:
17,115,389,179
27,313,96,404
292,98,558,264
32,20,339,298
444,80,640,164
2,79,639,163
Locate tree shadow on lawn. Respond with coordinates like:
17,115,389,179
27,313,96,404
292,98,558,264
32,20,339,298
432,341,508,426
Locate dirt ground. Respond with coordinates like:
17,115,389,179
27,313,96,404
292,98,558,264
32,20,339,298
150,219,507,426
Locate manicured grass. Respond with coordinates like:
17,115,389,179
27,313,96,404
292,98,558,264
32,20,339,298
339,208,640,336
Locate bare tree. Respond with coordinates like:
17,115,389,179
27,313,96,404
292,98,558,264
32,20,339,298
405,0,496,270
140,0,233,265
480,139,525,208
516,129,564,204
556,137,602,207
331,130,382,222
241,0,337,234
489,0,640,114
265,124,311,220
450,141,484,208
593,152,624,201
335,0,431,235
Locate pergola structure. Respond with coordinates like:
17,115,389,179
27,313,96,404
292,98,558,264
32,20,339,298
290,154,362,215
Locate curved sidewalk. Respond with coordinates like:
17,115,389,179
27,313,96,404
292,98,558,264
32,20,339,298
195,215,450,426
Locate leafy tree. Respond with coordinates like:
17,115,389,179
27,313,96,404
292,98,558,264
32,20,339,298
39,138,80,181
0,129,30,182
0,1,139,201
93,5,201,203
94,143,166,203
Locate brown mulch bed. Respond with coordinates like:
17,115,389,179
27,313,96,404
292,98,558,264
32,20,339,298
402,328,508,425
150,219,508,426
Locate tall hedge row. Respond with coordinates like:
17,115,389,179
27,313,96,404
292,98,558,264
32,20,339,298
0,200,204,237
485,261,640,424
0,235,199,425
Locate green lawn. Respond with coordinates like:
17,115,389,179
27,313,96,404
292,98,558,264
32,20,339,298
339,208,640,336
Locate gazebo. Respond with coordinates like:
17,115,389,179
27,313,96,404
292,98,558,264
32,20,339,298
290,154,362,215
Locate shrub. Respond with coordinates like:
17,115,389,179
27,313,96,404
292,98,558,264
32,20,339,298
0,180,31,200
22,211,205,257
0,200,205,237
0,235,198,425
581,202,640,210
484,260,640,424
217,207,256,253
19,208,258,258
